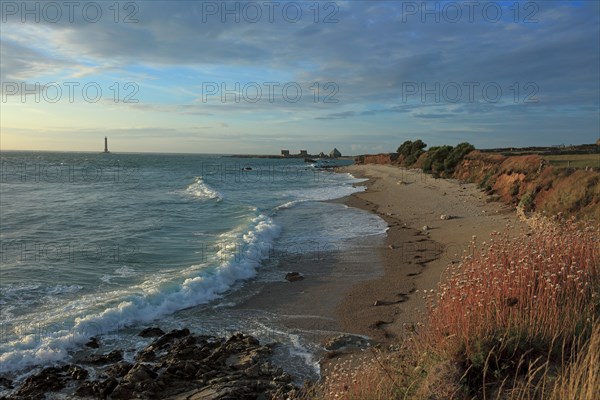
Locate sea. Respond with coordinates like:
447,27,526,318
0,152,387,385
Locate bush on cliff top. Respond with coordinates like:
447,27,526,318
397,140,427,166
420,142,475,177
445,142,476,174
422,145,453,176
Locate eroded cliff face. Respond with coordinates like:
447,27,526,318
355,153,399,165
454,152,599,219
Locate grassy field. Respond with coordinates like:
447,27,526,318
544,153,599,169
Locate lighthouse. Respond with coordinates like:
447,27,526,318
104,136,110,153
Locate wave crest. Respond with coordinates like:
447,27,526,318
185,177,222,201
0,215,280,373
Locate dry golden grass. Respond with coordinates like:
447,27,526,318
499,155,543,174
423,218,599,354
301,348,407,400
301,213,599,400
537,170,600,219
549,321,600,400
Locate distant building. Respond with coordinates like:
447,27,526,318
281,150,290,157
299,150,308,156
329,148,341,158
596,138,600,146
104,136,110,153
318,152,326,158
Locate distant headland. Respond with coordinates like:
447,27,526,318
226,147,350,160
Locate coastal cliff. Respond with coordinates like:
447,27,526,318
356,150,599,219
454,151,599,219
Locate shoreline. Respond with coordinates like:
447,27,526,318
230,163,527,379
0,164,528,398
340,165,525,330
319,164,526,374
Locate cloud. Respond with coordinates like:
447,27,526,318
413,113,455,119
1,0,598,152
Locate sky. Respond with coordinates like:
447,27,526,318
1,0,599,155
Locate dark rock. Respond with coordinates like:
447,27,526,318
84,349,123,365
0,377,13,389
151,328,191,349
104,361,133,378
74,381,95,397
285,272,304,282
138,327,165,338
181,382,256,400
96,377,119,397
85,337,100,348
136,348,157,362
8,331,297,400
14,367,67,398
225,352,258,370
123,363,157,384
66,365,89,380
324,334,373,351
110,383,136,399
242,336,259,346
165,360,201,379
75,378,118,398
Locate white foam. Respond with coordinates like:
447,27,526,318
276,177,366,210
0,214,280,373
100,266,137,284
45,285,82,296
184,176,222,201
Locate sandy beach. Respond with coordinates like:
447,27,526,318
235,164,526,374
335,165,524,340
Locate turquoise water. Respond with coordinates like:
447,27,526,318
0,152,386,375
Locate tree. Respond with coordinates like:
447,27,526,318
397,140,413,155
397,139,427,166
444,142,475,174
423,145,453,175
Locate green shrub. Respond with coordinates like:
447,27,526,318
397,139,427,167
444,142,475,174
423,145,453,175
519,191,535,211
478,170,495,189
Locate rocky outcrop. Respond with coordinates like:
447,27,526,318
3,330,298,400
285,272,304,282
138,327,166,338
323,334,373,352
11,365,88,399
83,349,124,365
